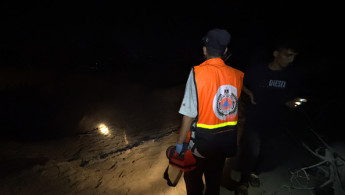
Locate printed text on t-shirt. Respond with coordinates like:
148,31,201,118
268,80,286,88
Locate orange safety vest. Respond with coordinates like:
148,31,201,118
193,58,244,134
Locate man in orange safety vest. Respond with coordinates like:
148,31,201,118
176,28,244,195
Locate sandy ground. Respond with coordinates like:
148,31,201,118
1,125,345,195
0,131,187,195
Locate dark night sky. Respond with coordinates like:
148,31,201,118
1,0,343,95
1,0,343,97
1,0,342,71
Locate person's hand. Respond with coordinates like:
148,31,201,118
247,91,256,104
242,85,256,105
176,143,183,154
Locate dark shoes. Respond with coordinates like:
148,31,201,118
235,182,248,195
249,173,260,187
235,174,260,195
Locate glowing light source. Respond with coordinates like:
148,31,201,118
294,98,307,107
98,123,110,135
299,98,307,103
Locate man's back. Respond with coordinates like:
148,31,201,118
175,28,244,195
194,58,243,130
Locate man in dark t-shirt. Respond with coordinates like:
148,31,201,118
244,60,300,125
236,40,303,195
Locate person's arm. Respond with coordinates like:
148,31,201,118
242,85,256,104
177,115,194,144
176,68,197,154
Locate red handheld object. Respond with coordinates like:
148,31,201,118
166,146,196,172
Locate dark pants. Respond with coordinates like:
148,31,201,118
238,120,292,184
184,155,226,195
238,127,261,184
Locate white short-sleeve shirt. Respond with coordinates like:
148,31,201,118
179,69,198,118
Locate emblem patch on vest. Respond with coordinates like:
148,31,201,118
213,85,238,120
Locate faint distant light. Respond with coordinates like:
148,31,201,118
98,124,110,135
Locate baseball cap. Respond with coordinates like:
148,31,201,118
202,28,231,51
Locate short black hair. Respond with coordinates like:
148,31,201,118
274,40,299,53
272,32,300,53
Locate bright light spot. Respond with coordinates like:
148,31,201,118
98,123,110,135
299,98,307,103
295,101,302,106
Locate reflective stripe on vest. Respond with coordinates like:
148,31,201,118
196,121,237,129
